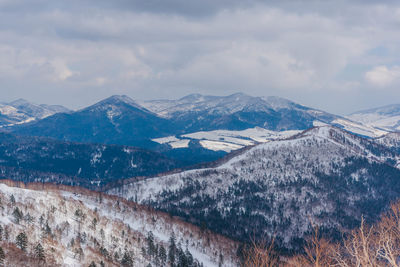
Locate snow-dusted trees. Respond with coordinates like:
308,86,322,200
16,232,28,251
121,251,133,266
34,243,46,262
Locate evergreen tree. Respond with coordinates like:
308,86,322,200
34,243,45,262
146,231,155,257
121,251,133,267
159,245,167,265
177,247,188,267
88,261,96,267
185,247,194,266
16,232,28,251
0,247,4,266
10,194,15,205
42,220,52,238
168,233,176,265
0,225,3,240
12,207,23,224
91,218,98,230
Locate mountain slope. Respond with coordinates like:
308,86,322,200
0,180,237,266
141,93,385,137
0,132,180,188
11,95,172,148
348,104,400,132
0,99,70,127
108,126,400,251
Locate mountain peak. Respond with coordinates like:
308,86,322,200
9,98,31,107
92,95,149,112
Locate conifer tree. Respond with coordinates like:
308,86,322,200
10,194,15,205
16,232,28,251
12,207,23,224
0,247,4,266
159,245,167,265
34,243,46,262
168,233,176,266
146,231,155,257
0,225,3,240
121,251,133,267
88,261,96,267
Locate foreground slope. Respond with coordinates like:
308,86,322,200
109,126,400,250
0,180,237,267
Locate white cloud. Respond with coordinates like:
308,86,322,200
365,65,400,87
0,1,400,113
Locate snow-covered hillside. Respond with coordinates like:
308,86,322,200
109,126,400,250
0,180,237,266
348,104,400,132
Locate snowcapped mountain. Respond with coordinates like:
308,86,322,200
140,93,384,138
0,99,70,127
0,180,237,266
0,132,181,188
108,126,400,250
9,94,387,168
348,104,400,132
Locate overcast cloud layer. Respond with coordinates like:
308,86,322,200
1,0,400,114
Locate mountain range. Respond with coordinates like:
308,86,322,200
6,93,389,163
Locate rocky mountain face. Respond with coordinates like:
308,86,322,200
0,132,180,188
0,99,70,127
0,180,237,266
108,126,400,251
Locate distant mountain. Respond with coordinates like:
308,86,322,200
0,180,237,266
348,104,400,132
140,93,385,137
108,126,400,251
10,95,173,148
9,94,386,167
0,98,70,127
0,132,180,188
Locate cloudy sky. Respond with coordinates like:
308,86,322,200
1,0,400,114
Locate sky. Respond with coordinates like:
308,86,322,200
1,0,400,115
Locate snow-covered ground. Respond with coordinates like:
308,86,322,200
0,182,238,266
152,127,301,152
